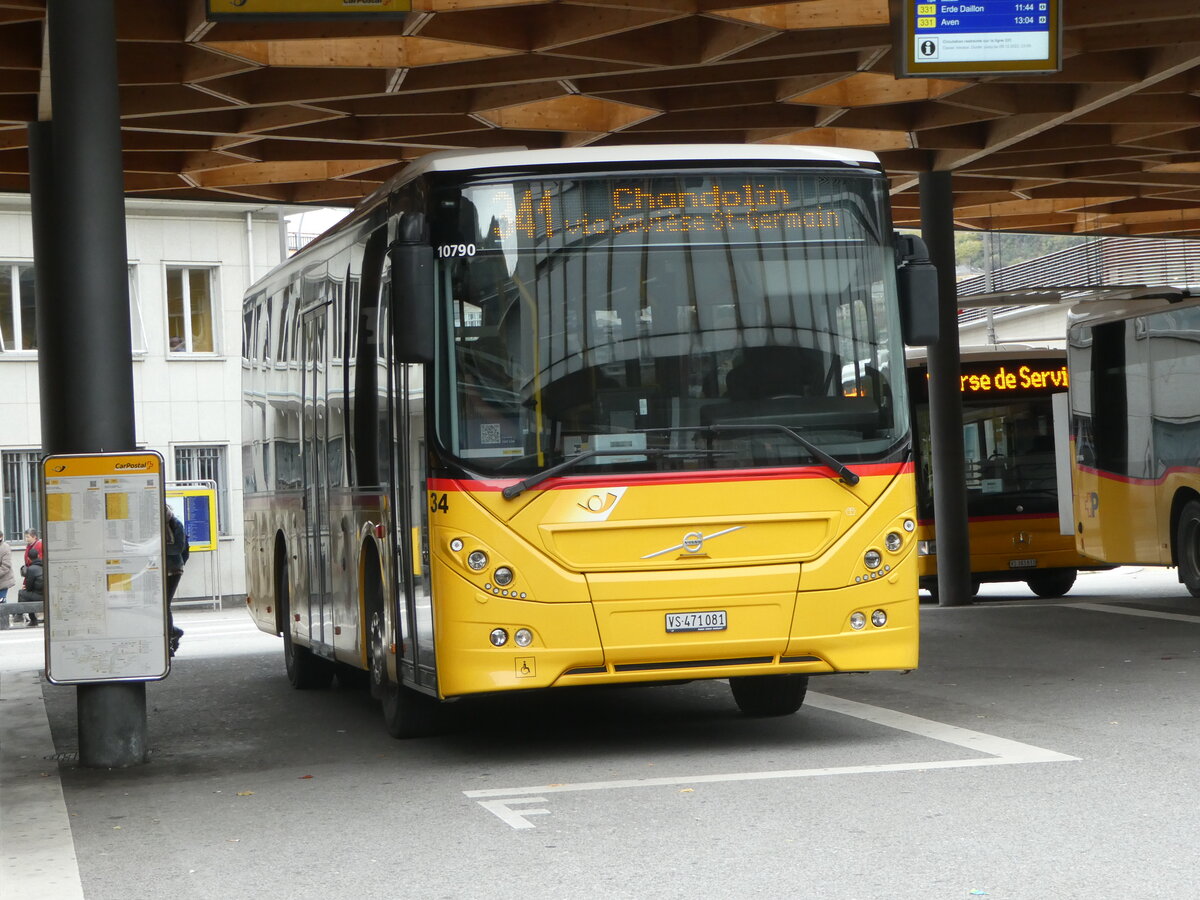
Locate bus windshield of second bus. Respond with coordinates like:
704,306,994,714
909,347,1106,599
431,170,908,481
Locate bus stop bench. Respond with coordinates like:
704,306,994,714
0,600,43,628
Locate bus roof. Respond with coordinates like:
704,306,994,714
905,344,1066,366
351,144,884,217
1064,285,1198,329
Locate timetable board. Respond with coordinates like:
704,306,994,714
42,452,169,685
893,0,1062,78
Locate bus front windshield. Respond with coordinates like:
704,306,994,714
432,169,909,478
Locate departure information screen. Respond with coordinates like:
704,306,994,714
895,0,1061,77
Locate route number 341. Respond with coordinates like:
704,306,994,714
429,492,450,513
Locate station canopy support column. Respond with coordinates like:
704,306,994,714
919,170,972,607
28,0,146,767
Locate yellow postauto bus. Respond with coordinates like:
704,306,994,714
908,345,1107,600
1067,287,1200,596
240,145,937,737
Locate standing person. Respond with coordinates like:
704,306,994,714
165,504,190,655
0,535,16,627
18,543,43,626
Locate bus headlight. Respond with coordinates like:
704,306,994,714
449,538,464,552
850,612,866,630
493,566,514,587
871,609,888,627
489,628,508,647
514,628,533,647
918,540,936,556
885,532,903,552
467,550,489,571
903,519,916,532
864,549,882,569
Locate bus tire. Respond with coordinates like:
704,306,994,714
1026,569,1077,599
279,558,334,690
368,607,441,738
1174,499,1200,597
730,674,809,717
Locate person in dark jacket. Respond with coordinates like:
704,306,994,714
165,505,190,655
18,542,43,626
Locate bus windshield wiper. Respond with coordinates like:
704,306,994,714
502,449,685,499
645,424,860,486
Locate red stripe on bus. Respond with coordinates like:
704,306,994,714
1075,463,1200,487
916,512,1060,526
429,461,912,493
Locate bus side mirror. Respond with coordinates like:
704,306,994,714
895,233,940,346
391,243,434,365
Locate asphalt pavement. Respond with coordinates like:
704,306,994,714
2,566,1198,900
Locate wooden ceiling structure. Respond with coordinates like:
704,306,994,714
3,0,1200,237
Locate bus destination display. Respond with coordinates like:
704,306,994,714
895,0,1061,77
466,178,855,246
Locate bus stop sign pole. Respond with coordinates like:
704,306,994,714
29,0,147,767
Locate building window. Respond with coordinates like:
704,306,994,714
0,263,38,352
174,445,229,535
167,266,216,353
2,450,41,541
3,263,144,354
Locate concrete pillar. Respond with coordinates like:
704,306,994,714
919,171,972,607
31,0,146,766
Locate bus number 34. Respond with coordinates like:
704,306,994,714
430,492,450,513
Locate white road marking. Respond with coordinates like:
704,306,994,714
1066,602,1200,624
476,798,552,829
0,671,85,900
466,691,1078,827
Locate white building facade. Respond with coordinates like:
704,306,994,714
0,194,299,604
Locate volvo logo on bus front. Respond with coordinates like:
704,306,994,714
642,525,744,560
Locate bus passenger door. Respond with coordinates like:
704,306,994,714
390,359,435,692
301,302,334,651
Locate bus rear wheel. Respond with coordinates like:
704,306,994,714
730,674,809,717
1026,569,1077,599
1174,499,1200,597
279,561,334,690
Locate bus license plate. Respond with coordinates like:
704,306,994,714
1009,558,1037,568
666,611,727,633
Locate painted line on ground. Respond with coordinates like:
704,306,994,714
1065,602,1200,623
466,691,1077,826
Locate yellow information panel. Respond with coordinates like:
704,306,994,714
207,0,410,19
166,488,219,553
42,451,169,685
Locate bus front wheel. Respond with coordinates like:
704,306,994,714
730,674,809,717
1026,569,1077,599
1174,499,1200,598
368,609,440,738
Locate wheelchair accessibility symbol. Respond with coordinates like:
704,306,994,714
515,657,535,678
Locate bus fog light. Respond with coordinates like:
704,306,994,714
918,540,935,556
864,549,882,569
871,609,888,627
489,628,508,647
850,612,866,630
494,566,514,586
468,550,489,571
903,519,915,533
885,532,903,552
450,538,464,552
514,628,533,647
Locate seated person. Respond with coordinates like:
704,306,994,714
18,544,43,627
